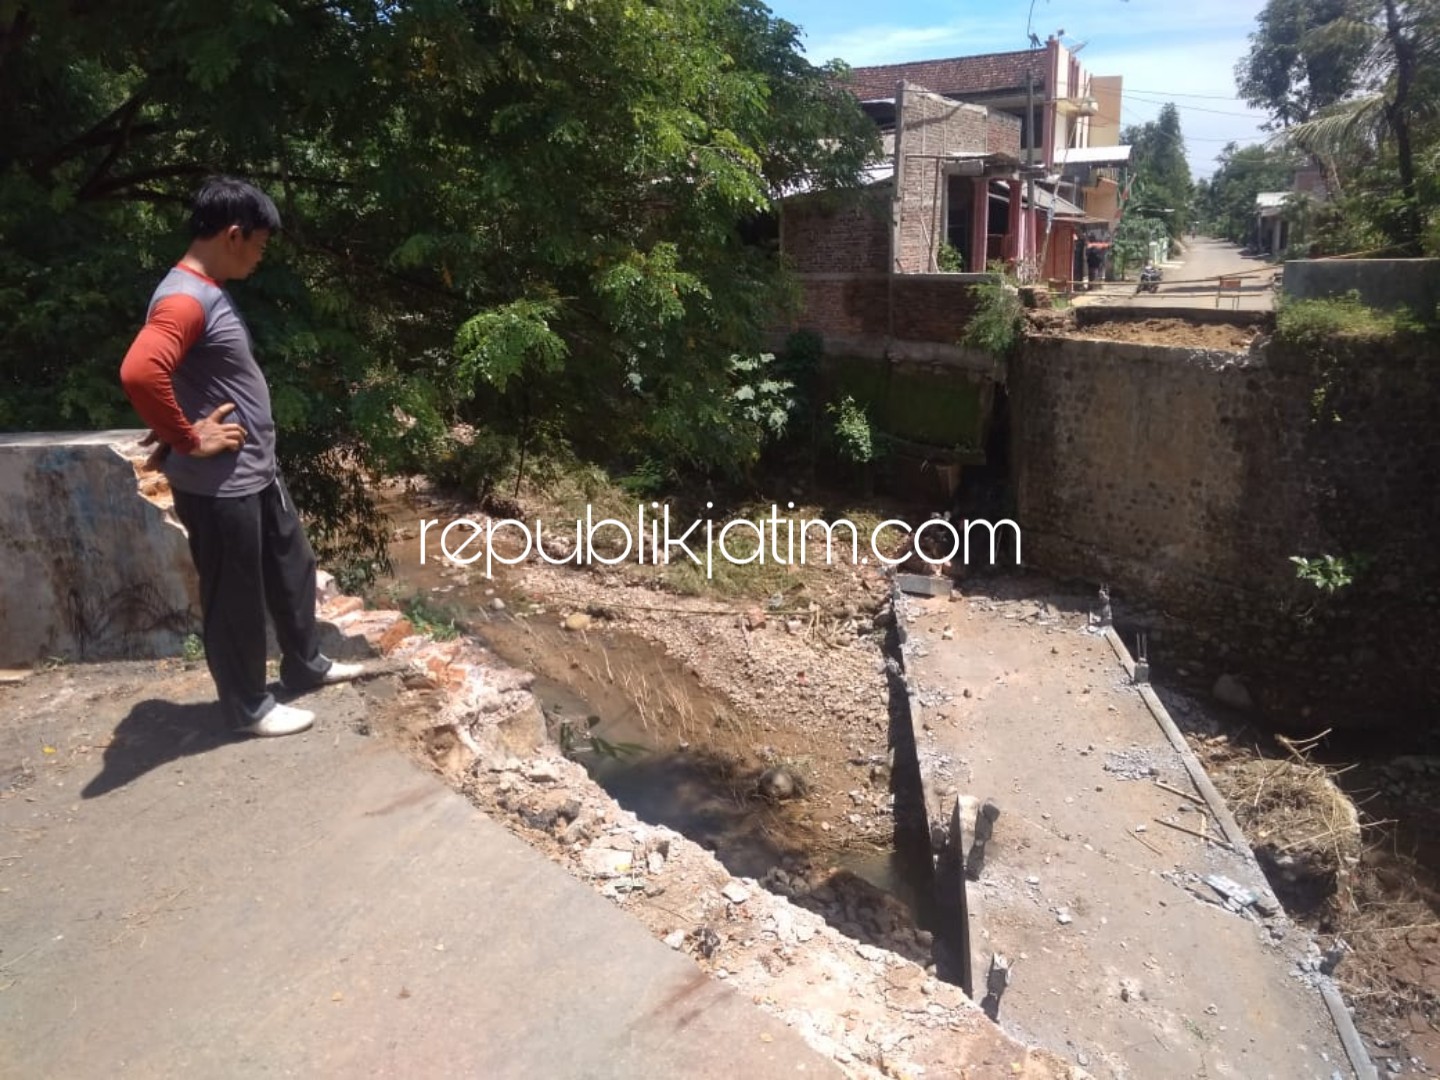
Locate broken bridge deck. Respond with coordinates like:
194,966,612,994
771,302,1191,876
901,582,1356,1080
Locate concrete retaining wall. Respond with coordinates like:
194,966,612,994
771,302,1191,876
0,431,198,667
1284,257,1440,314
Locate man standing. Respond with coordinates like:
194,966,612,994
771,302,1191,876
1085,242,1106,290
120,176,361,737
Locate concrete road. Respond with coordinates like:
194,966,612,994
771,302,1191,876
0,663,842,1080
1080,237,1280,312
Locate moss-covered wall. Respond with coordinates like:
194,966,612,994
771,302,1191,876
826,356,990,452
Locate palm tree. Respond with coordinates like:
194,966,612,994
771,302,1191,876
1281,0,1440,250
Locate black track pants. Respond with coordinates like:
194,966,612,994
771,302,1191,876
171,476,330,727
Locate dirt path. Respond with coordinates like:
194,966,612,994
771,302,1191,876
902,584,1351,1079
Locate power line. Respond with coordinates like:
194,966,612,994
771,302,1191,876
1126,92,1268,119
1121,87,1252,101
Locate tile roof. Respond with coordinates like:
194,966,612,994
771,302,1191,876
844,52,1042,101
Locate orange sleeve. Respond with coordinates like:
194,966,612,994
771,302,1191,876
119,294,206,455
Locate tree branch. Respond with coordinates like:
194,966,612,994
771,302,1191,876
79,163,217,200
75,93,148,200
31,86,153,178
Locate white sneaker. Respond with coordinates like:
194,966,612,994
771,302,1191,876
320,660,365,685
238,703,315,738
280,659,366,693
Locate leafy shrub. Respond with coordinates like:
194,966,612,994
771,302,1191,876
937,242,965,273
827,395,877,464
402,595,462,641
1290,553,1372,595
962,278,1024,358
427,428,519,502
1275,291,1421,344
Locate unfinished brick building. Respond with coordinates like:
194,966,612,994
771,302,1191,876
778,39,1129,361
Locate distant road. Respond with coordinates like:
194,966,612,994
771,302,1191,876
1079,237,1280,312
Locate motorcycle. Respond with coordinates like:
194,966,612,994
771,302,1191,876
1136,263,1162,295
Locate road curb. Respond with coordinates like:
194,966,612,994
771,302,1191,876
1101,626,1379,1080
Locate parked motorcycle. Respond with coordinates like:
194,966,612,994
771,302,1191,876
1136,263,1162,295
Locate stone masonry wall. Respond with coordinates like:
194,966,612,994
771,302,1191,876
0,432,199,667
895,84,990,273
1008,336,1440,724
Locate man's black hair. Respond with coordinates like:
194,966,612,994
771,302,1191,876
189,176,282,239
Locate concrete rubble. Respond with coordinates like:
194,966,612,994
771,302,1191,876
296,573,1085,1079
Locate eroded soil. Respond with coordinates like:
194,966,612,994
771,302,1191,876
1062,317,1263,351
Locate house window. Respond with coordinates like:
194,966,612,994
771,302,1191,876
738,211,780,252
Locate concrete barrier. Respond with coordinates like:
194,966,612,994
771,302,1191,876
1283,257,1440,314
0,430,198,667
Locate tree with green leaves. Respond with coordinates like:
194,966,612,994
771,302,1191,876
1194,142,1302,244
0,0,880,574
1237,0,1371,128
1121,104,1194,244
1270,0,1440,251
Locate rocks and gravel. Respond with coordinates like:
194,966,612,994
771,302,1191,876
1103,746,1166,781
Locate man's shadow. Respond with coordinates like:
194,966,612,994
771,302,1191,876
81,699,241,799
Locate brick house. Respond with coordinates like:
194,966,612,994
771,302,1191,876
847,38,1130,234
779,82,1028,360
771,42,1129,500
783,38,1128,293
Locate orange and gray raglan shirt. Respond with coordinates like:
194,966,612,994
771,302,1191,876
119,265,277,498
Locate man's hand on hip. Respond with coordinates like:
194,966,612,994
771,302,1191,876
191,403,248,457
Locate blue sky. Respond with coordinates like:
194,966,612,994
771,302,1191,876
768,0,1273,179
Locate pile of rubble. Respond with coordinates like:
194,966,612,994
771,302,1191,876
462,750,1081,1079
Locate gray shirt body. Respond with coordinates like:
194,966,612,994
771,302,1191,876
150,267,277,497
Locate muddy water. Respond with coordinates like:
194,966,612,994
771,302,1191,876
381,515,826,880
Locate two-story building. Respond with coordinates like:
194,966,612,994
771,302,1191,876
812,38,1130,284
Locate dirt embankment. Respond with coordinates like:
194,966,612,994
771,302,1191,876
1026,309,1265,351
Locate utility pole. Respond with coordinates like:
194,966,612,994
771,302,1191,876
1025,57,1037,276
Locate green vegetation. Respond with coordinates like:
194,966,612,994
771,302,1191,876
1237,0,1369,128
1289,553,1373,594
1121,103,1194,245
936,241,965,273
961,277,1024,359
402,595,462,641
827,396,878,465
1274,291,1423,343
0,1,880,575
557,715,647,762
1195,144,1301,245
180,634,204,664
1274,290,1424,421
1237,0,1440,255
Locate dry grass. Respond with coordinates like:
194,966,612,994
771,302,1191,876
1215,731,1440,1028
1222,749,1362,883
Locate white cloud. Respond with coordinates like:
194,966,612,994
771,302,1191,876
803,21,985,65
